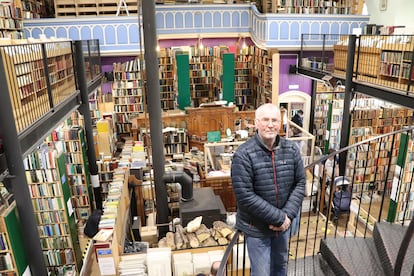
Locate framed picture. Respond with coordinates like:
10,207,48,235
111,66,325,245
380,0,387,11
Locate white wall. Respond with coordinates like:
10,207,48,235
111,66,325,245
365,0,414,29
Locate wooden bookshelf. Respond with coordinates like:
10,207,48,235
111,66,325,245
163,127,189,157
260,0,360,14
334,36,414,92
158,48,176,111
379,42,414,86
55,0,138,17
94,167,129,275
96,158,118,202
252,46,272,105
54,126,94,222
234,46,254,110
21,0,46,19
0,41,76,134
189,46,215,107
112,58,145,135
0,201,28,275
24,150,82,275
347,105,413,194
0,1,23,39
96,117,116,157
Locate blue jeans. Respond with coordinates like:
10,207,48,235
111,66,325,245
246,231,289,276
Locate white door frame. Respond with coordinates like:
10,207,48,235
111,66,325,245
279,91,311,132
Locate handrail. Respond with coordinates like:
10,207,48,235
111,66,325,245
394,218,414,276
217,126,414,276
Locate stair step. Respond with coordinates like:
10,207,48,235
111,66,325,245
320,237,385,275
373,222,414,275
287,254,335,276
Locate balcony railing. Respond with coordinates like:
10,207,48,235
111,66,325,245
299,34,414,96
217,126,414,275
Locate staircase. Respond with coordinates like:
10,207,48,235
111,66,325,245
287,221,414,275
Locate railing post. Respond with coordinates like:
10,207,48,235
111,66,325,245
339,35,357,176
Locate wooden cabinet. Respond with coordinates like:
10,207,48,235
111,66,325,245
185,106,234,148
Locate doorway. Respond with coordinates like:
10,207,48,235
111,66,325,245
279,91,311,133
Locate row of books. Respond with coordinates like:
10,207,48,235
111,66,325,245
38,222,69,237
34,210,65,226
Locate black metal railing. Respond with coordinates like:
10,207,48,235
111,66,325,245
299,34,414,96
217,126,414,275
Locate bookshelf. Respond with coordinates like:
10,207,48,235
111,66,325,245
334,36,414,91
0,201,28,275
24,149,82,275
234,46,254,110
94,167,129,275
259,0,361,14
252,46,272,105
387,132,413,224
96,117,116,157
189,46,215,107
163,127,188,158
112,58,145,135
379,43,414,87
0,1,23,39
55,126,94,222
96,157,118,202
158,48,176,111
21,0,43,19
0,40,76,134
347,105,413,194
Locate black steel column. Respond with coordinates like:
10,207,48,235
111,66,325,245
74,40,102,210
339,35,357,175
142,0,169,238
0,57,47,275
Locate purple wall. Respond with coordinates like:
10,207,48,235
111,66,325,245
279,53,313,96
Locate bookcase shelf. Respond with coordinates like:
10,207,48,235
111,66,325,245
334,36,414,92
112,58,145,135
0,201,28,275
347,105,413,194
158,48,176,111
234,46,254,110
163,127,189,157
252,46,272,105
24,149,82,275
54,126,94,222
259,0,361,14
0,40,77,134
0,2,23,39
189,46,215,107
96,158,118,202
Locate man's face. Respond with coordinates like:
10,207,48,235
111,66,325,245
255,111,281,141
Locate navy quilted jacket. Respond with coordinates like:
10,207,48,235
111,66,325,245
231,133,306,237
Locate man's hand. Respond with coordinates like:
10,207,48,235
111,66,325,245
269,215,291,232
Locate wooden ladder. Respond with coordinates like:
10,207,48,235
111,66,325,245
116,0,129,16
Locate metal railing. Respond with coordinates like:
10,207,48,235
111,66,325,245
299,34,414,96
217,126,414,275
